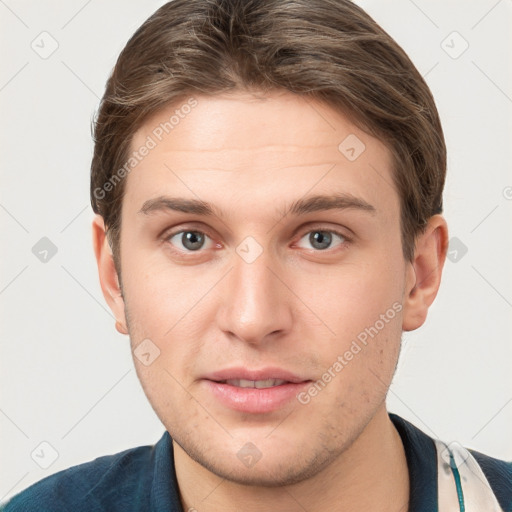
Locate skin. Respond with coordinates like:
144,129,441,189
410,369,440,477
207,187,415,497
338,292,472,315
92,89,448,512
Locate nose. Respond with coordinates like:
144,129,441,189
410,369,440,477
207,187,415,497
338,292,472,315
216,246,293,346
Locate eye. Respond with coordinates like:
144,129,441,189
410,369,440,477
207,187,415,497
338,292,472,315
166,230,215,252
163,227,349,255
296,229,347,251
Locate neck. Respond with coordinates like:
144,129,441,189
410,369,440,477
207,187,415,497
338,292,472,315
173,406,410,512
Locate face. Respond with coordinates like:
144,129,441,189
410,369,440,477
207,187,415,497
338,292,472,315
107,90,414,485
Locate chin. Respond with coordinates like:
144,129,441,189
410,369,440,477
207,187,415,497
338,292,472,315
180,434,341,488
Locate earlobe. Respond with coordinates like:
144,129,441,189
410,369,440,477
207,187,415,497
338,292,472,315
115,321,129,335
92,215,128,335
402,215,449,332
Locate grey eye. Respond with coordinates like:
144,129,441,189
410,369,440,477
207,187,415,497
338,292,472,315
310,231,332,250
169,231,211,251
297,230,346,251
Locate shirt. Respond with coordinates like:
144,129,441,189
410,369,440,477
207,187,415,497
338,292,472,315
1,413,511,512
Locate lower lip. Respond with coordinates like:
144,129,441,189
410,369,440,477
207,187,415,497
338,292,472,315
203,380,311,413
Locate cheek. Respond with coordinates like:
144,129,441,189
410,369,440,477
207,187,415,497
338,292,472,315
122,247,210,335
121,256,215,395
294,255,404,336
291,253,405,402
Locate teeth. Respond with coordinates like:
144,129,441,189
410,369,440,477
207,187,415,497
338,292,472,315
225,378,287,388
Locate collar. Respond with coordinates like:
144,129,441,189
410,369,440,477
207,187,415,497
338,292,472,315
390,413,439,512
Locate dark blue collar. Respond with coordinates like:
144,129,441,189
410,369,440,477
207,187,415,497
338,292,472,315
390,413,439,512
150,431,183,512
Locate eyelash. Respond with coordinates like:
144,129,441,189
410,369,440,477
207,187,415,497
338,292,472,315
162,225,351,255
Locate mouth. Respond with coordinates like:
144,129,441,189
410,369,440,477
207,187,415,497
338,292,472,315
202,368,312,413
216,378,290,388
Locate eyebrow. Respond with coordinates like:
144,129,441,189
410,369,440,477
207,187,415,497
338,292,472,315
138,193,376,219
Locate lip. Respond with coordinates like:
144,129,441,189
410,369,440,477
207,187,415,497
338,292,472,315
203,367,309,384
202,367,312,414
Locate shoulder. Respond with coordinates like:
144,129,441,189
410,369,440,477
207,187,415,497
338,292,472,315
469,448,512,512
0,434,169,512
389,413,512,511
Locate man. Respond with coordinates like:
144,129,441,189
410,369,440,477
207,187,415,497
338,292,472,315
2,0,511,511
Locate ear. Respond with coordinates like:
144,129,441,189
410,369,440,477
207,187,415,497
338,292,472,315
402,214,449,332
92,214,128,335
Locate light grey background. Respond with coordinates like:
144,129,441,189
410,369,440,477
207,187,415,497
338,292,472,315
1,0,511,502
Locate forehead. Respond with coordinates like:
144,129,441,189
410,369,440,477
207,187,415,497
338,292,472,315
123,90,398,223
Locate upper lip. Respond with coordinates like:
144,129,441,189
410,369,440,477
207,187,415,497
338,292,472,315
203,367,310,384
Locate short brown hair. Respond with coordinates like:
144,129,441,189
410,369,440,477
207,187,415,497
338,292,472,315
90,0,446,274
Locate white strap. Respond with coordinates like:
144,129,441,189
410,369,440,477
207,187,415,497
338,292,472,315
435,439,504,511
